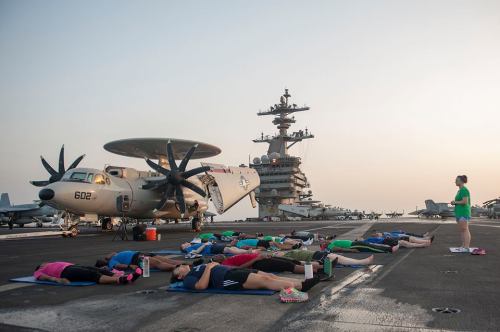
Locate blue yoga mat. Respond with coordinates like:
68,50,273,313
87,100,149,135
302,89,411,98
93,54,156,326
167,282,276,295
10,276,96,286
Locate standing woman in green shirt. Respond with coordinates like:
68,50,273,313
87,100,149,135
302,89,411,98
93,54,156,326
451,175,472,251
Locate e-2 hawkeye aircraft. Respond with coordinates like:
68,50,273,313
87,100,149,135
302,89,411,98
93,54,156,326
31,138,259,236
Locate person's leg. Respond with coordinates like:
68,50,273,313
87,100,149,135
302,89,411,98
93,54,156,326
271,242,294,250
408,236,431,244
458,220,471,248
223,247,254,255
253,258,296,273
153,256,184,265
398,240,430,248
327,253,374,265
148,257,176,271
242,272,299,291
351,241,393,253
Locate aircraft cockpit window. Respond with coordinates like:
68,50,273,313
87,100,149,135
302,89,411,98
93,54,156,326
69,172,88,182
86,173,94,183
94,174,106,185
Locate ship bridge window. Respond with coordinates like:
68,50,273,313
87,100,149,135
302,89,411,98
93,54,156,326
94,174,106,185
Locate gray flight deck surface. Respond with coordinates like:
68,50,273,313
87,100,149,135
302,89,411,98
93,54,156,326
0,218,498,332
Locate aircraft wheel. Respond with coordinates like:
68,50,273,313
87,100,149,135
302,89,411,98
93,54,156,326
36,222,43,228
19,224,24,228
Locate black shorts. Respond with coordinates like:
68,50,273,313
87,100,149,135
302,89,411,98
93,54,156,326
61,265,102,283
382,238,399,247
256,240,270,249
312,251,329,264
398,235,410,241
210,243,227,254
223,268,257,290
252,257,296,273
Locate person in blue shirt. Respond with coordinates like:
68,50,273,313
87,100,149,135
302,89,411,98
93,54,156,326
180,242,253,256
95,251,184,272
170,262,320,292
233,238,299,250
362,234,431,248
371,231,434,244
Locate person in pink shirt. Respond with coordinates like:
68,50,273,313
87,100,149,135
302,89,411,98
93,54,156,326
34,262,141,285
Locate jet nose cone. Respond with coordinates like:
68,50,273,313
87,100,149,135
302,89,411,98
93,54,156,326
39,188,55,201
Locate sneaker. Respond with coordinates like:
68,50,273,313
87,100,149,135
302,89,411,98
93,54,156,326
279,287,309,303
185,252,202,259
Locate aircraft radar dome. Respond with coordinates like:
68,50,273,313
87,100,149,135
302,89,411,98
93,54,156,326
252,157,261,164
261,155,270,164
271,189,278,196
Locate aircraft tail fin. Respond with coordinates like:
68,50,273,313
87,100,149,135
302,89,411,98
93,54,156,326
0,193,11,208
425,199,439,213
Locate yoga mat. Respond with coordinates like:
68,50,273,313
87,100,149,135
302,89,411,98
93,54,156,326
449,247,479,253
167,282,276,295
336,264,364,269
10,276,96,286
150,250,183,255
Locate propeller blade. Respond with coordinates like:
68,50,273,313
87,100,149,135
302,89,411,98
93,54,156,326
67,154,86,170
30,180,50,187
156,183,175,210
166,140,178,170
178,144,198,172
145,158,170,176
181,179,206,197
175,185,186,215
58,145,65,174
182,166,211,179
40,156,58,176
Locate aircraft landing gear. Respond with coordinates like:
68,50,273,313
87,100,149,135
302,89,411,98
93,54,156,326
101,217,113,231
60,212,80,237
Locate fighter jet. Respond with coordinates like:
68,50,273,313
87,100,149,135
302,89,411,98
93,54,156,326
31,138,259,235
482,197,500,219
385,211,404,218
0,193,58,229
410,199,486,219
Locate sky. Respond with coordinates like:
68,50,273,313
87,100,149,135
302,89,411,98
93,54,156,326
0,0,499,220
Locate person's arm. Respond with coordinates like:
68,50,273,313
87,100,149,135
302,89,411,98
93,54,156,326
452,196,469,205
192,243,208,254
37,274,70,284
112,263,135,270
194,262,218,290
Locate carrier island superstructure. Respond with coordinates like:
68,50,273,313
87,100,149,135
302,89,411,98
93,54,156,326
249,89,314,219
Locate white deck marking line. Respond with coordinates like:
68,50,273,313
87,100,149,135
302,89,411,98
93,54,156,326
328,265,383,295
0,231,65,240
470,224,500,228
0,283,34,293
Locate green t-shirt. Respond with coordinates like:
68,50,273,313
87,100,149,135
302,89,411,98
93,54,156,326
283,250,314,261
199,233,214,240
262,235,282,242
455,186,471,218
221,231,235,237
327,239,353,250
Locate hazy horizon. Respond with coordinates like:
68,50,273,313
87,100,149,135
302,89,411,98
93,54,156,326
1,0,499,220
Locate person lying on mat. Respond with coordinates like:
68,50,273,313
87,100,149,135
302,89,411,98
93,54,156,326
211,253,323,274
34,262,141,285
180,242,254,256
274,249,374,266
170,262,320,294
95,251,185,272
232,238,301,251
257,235,303,246
371,230,434,242
360,235,431,249
323,239,399,253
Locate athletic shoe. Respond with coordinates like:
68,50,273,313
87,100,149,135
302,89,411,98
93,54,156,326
185,252,202,259
292,243,303,250
458,247,470,253
471,248,486,255
280,287,309,303
303,239,314,246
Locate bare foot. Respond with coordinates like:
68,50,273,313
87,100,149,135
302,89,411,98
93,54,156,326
392,244,400,253
367,255,374,264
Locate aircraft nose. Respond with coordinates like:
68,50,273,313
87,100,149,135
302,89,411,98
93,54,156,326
39,188,55,201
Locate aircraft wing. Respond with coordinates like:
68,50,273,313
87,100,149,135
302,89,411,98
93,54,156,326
0,206,40,213
201,163,260,214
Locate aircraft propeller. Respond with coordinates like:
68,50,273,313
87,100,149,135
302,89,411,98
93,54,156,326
30,145,86,187
143,141,210,216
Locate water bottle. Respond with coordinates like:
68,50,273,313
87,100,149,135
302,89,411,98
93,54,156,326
304,261,313,279
142,256,150,278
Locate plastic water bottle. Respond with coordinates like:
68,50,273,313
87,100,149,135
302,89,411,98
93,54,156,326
304,261,313,279
143,256,150,278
